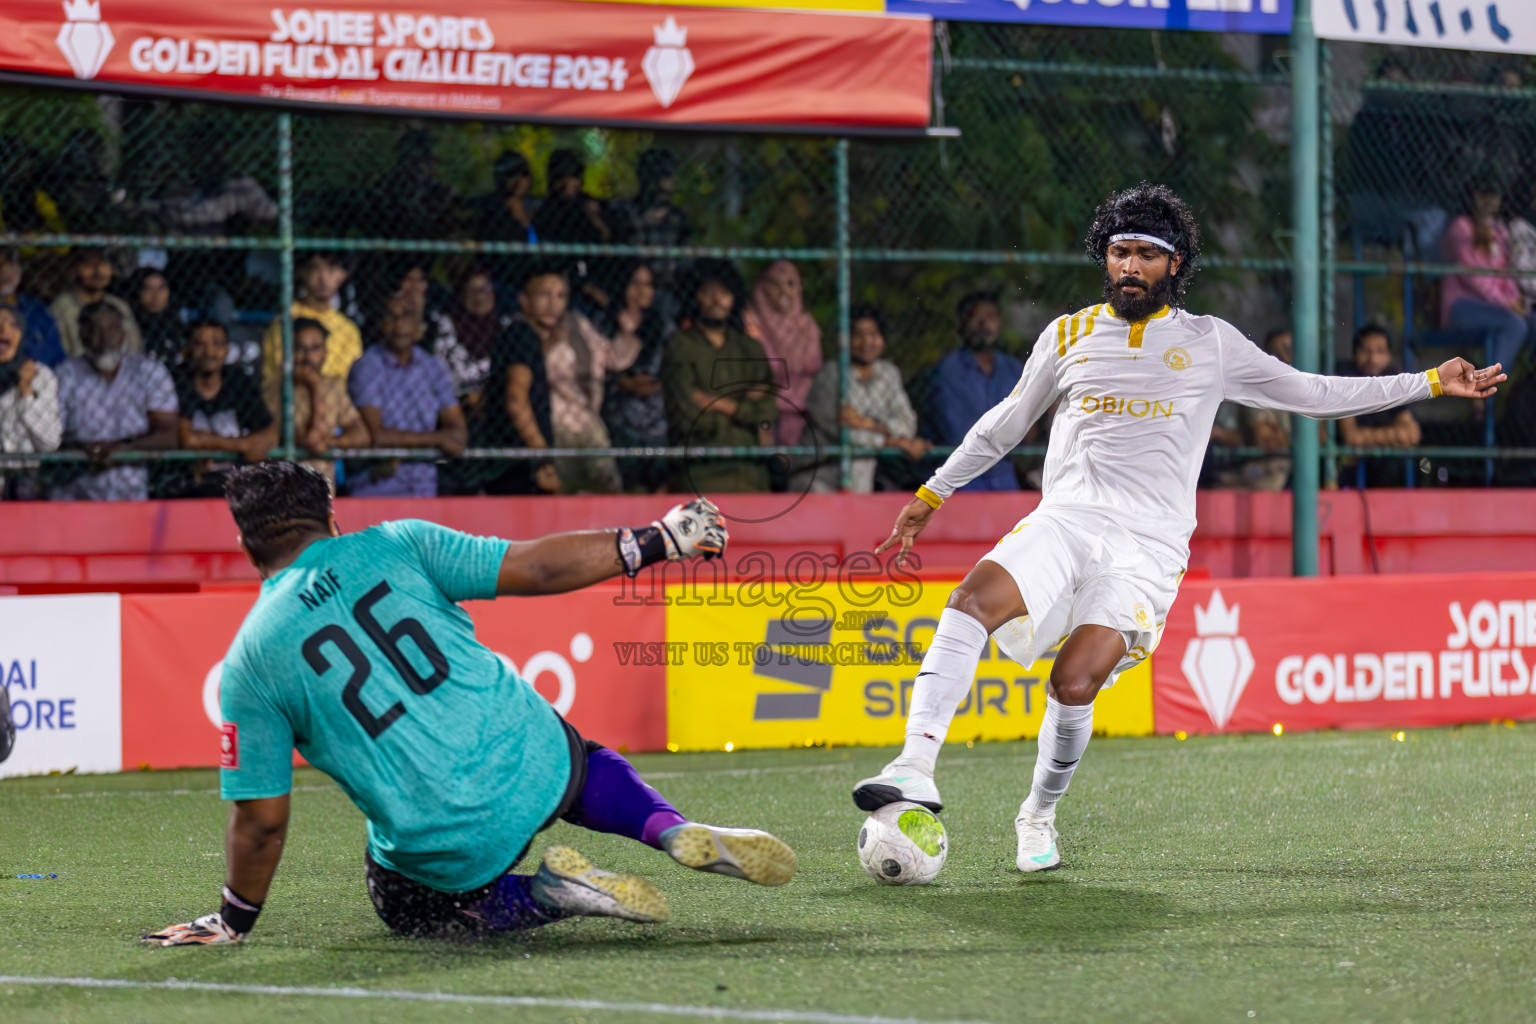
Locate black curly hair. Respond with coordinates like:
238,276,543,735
225,461,333,567
1084,182,1202,308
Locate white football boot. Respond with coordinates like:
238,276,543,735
1014,811,1061,872
661,823,797,887
530,846,672,923
852,759,943,813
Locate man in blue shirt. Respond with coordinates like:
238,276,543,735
347,310,468,497
0,247,65,367
926,291,1027,491
146,462,794,945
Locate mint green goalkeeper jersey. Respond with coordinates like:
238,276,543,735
218,520,571,892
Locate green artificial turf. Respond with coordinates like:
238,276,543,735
4,726,1536,1023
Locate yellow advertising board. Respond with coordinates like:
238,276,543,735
665,578,1152,752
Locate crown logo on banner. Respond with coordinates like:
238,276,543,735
1180,589,1255,731
62,0,102,21
652,16,688,48
1192,588,1241,636
642,16,695,109
57,0,114,80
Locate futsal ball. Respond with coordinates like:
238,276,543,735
856,801,947,885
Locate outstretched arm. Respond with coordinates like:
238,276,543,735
496,529,633,595
879,325,1061,562
1221,325,1503,417
922,326,1061,500
144,794,290,946
496,499,728,596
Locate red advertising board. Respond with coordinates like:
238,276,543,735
1,0,931,129
120,582,666,771
1155,573,1536,735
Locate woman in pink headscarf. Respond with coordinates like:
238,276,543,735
744,260,823,446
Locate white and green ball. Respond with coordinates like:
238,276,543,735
856,801,947,885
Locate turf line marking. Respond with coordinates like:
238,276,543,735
0,975,992,1024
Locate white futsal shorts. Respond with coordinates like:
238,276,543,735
980,505,1186,685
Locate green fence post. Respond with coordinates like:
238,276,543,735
278,112,296,462
836,137,852,492
1319,39,1339,490
1290,0,1321,576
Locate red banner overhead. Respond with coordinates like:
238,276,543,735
0,0,932,129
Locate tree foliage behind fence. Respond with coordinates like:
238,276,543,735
0,25,1533,498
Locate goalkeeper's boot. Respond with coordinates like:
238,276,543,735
852,759,942,813
661,823,797,887
530,846,671,923
1014,810,1061,873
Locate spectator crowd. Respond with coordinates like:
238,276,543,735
4,138,1500,502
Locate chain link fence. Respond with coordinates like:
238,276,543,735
1328,41,1536,488
1,24,1531,503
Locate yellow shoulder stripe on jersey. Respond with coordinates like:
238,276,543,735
1126,305,1172,349
1425,367,1443,397
1056,305,1104,357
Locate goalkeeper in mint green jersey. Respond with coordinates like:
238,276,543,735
145,461,795,946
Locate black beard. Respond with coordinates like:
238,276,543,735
961,332,996,351
697,316,728,330
1105,273,1175,321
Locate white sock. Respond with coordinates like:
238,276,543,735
896,608,989,776
1020,697,1094,819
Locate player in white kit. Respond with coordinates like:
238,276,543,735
852,183,1505,871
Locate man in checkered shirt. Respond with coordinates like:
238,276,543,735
52,302,178,501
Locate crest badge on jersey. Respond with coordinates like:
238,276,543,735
1163,347,1193,371
1133,602,1152,631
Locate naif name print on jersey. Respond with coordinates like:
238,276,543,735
297,568,344,612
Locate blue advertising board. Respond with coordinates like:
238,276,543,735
885,0,1292,34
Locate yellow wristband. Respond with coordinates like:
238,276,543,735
1425,367,1443,397
915,485,944,509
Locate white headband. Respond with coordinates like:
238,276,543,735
1109,232,1176,253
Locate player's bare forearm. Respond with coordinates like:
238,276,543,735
496,530,626,596
496,501,729,596
226,795,290,904
143,795,288,945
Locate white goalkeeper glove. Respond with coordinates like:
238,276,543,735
143,912,244,947
655,497,728,561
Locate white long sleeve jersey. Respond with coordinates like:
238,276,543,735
923,304,1437,560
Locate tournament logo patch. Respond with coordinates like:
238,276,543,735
220,723,239,769
1163,347,1193,371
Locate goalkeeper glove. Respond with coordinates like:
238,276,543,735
617,498,729,577
143,913,243,947
656,498,728,561
143,886,262,946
